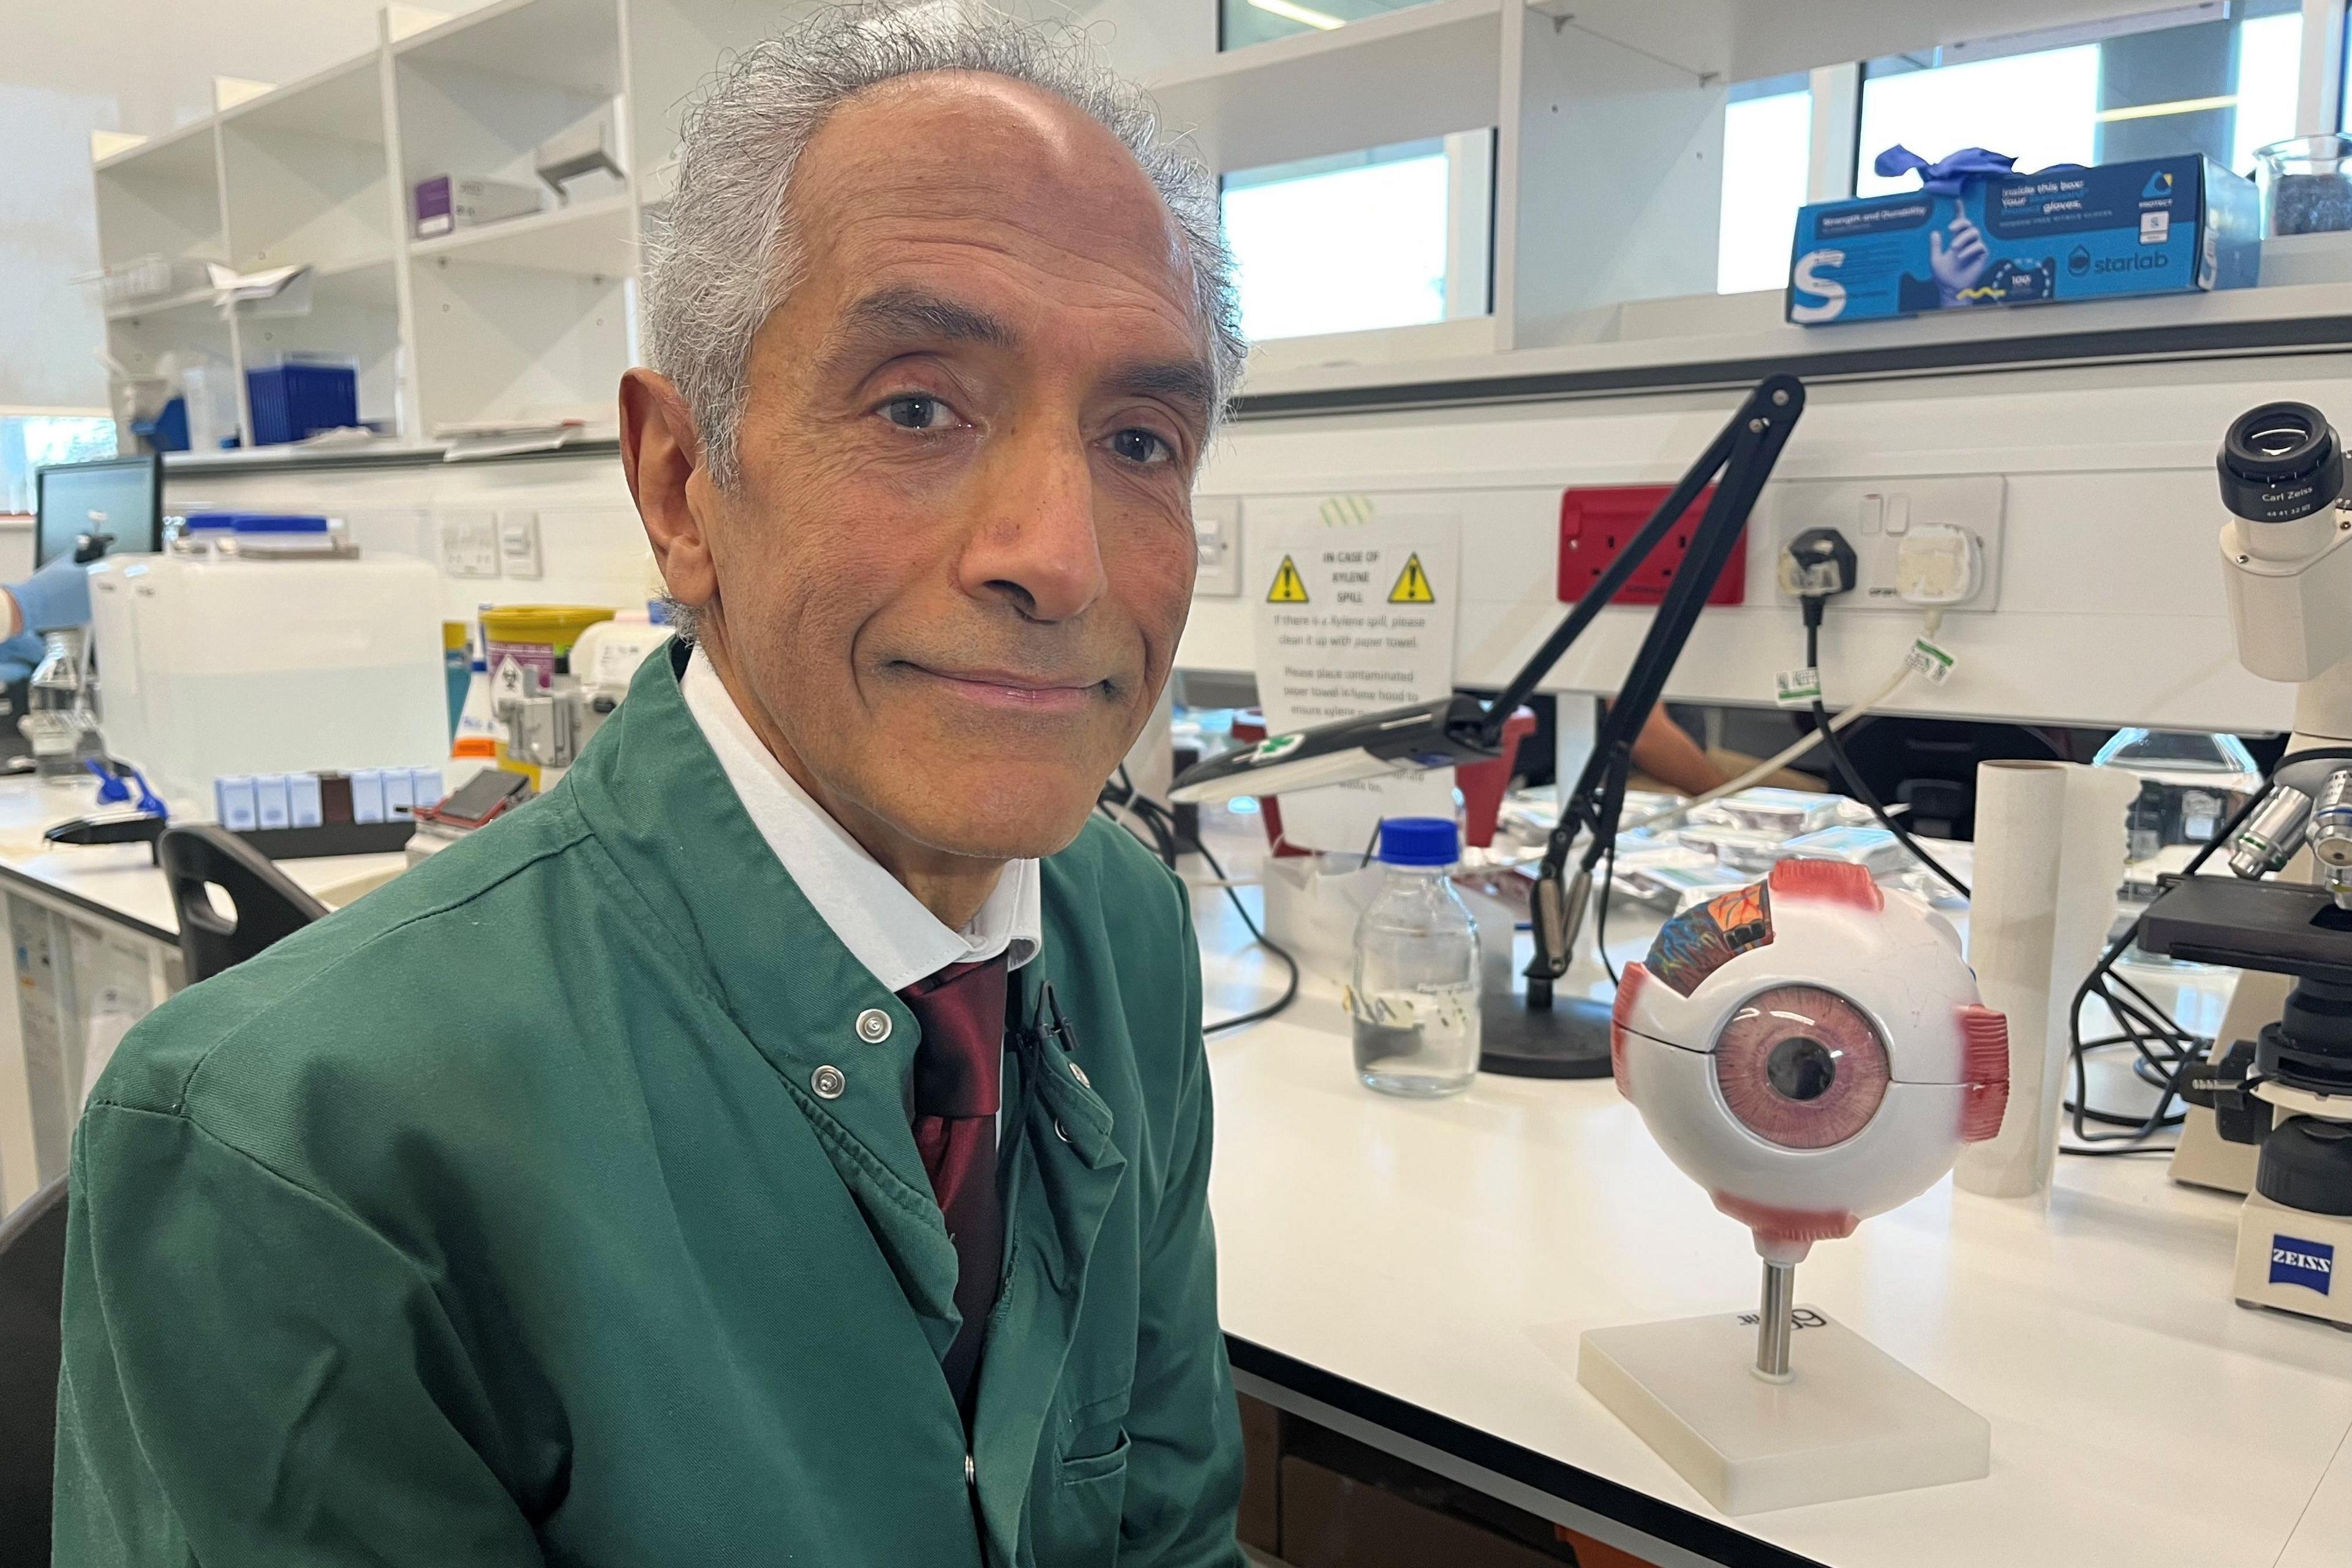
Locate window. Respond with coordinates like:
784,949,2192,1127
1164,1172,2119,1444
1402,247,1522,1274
1221,0,1435,51
1717,75,1813,294
1858,2,2304,198
0,415,118,515
1221,133,1493,342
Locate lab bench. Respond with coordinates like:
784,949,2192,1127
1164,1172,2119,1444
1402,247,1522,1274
0,772,405,1212
1186,823,2352,1568
2,767,2345,1567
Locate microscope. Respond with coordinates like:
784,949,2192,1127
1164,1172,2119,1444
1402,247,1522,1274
2147,401,2352,1328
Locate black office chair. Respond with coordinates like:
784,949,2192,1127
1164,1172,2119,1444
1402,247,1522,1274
0,1177,67,1566
158,824,328,984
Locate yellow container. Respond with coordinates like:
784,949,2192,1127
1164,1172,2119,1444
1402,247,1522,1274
480,605,616,693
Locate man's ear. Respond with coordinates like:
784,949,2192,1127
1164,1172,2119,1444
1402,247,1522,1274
620,368,720,614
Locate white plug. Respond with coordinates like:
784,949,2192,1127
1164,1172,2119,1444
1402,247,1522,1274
1894,524,1981,606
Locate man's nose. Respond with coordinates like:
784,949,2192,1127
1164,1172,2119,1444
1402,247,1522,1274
957,426,1109,624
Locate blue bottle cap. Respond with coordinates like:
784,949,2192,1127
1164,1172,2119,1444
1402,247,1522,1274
1376,817,1458,868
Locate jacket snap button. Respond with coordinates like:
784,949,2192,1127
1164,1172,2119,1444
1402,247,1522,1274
1054,1119,1070,1144
1069,1061,1090,1088
964,1453,977,1487
812,1065,846,1099
855,1008,892,1044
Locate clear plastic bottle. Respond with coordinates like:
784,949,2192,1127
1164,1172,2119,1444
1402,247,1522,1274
1349,817,1482,1097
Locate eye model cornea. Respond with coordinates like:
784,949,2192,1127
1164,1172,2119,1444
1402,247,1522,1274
1712,984,1891,1150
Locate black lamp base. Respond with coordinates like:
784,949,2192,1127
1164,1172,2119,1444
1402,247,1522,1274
1479,988,1615,1079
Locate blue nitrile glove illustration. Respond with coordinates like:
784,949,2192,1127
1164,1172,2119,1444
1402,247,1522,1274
1929,214,1991,307
10,552,94,635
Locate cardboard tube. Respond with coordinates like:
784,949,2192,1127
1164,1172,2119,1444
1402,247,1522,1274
1954,761,2138,1199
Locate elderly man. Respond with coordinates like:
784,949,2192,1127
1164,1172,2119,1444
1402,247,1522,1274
52,7,1247,1564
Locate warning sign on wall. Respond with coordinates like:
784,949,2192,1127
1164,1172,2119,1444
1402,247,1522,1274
1387,552,1435,604
1247,516,1461,852
1265,555,1310,604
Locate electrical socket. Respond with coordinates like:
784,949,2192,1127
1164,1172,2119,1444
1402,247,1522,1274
1194,497,1242,597
1557,484,1745,608
497,510,543,579
440,511,500,579
1769,477,2005,611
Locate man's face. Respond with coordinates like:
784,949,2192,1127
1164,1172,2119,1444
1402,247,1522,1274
660,74,1210,865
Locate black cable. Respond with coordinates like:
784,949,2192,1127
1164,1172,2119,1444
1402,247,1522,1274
1807,701,1973,898
2059,781,2272,1151
1188,835,1302,1036
1099,768,1302,1035
1801,604,1972,899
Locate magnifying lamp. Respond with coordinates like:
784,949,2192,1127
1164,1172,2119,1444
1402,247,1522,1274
1171,374,1807,1075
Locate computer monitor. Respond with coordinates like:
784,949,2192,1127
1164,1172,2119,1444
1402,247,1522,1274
34,454,162,570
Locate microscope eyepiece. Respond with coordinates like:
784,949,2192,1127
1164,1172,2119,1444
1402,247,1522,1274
2219,401,2343,524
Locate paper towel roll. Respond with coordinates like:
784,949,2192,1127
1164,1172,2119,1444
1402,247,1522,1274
1953,760,2139,1199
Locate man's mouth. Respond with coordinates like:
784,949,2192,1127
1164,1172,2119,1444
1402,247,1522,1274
899,662,1112,715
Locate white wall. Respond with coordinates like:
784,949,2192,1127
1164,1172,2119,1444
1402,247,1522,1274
1175,356,2321,736
163,346,2326,740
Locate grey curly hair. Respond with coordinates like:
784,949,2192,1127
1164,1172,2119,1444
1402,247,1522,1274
641,1,1245,491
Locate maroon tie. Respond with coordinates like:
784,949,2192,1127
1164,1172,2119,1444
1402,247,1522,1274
900,954,1009,1417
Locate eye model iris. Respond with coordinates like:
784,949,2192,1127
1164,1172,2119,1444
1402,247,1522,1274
1714,985,1890,1150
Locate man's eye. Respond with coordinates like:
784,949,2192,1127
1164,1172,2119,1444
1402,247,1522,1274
880,396,956,432
1111,428,1172,466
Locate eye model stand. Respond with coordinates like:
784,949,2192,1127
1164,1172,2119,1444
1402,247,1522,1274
1169,376,1812,1078
1572,1248,1992,1517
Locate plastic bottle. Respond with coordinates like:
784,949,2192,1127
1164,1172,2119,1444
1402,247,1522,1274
1349,817,1482,1097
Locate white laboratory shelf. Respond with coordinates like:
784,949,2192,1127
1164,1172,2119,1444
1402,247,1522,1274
91,116,220,179
1147,0,1506,174
89,0,2352,459
405,193,638,278
103,287,219,325
392,0,622,92
217,54,388,145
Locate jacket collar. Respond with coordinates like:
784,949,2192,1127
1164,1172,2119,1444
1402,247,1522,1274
675,646,1042,991
564,646,959,1311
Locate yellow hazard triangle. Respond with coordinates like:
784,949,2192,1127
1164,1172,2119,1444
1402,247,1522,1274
1387,552,1435,604
1267,555,1310,603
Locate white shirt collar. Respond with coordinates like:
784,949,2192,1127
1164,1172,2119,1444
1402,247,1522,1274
679,646,1041,993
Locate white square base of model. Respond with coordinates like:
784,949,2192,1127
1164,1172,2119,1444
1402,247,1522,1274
1578,1307,1989,1515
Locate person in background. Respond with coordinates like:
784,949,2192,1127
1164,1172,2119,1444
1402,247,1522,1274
0,552,93,681
1629,706,1732,797
54,7,1246,1564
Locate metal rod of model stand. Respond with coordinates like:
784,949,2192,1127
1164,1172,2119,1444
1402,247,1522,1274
1756,1261,1796,1381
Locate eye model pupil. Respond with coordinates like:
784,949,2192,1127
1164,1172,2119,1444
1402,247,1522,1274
1766,1036,1837,1101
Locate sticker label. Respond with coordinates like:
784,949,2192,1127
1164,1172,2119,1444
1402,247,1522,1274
1906,637,1956,685
1387,552,1436,604
1774,667,1822,707
1646,883,1774,997
2271,1235,2335,1295
1265,555,1310,604
1251,733,1305,764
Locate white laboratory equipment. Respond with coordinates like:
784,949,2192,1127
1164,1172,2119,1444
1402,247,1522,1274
86,516,447,807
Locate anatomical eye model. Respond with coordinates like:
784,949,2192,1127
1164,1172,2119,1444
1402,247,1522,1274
1577,859,2013,1515
1611,859,2009,1368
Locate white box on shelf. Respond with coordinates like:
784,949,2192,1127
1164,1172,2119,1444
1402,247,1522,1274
411,175,542,239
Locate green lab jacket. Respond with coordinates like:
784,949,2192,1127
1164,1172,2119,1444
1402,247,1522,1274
53,646,1244,1567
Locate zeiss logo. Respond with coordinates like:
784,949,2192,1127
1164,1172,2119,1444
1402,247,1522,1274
2271,1235,2335,1295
